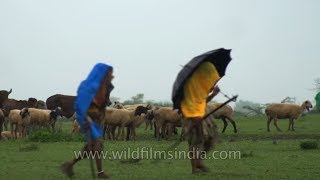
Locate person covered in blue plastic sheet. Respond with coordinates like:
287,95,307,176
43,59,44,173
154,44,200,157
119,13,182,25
61,63,114,179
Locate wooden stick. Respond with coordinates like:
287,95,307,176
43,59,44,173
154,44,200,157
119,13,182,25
202,95,238,120
86,117,96,179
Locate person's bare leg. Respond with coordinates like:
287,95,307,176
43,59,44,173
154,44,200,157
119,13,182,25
194,121,208,172
186,118,208,173
94,139,109,179
61,144,89,177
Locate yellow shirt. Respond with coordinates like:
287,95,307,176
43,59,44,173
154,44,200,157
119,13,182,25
181,61,220,118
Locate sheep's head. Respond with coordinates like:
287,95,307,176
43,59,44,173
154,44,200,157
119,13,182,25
304,101,313,111
50,107,63,121
20,108,30,122
134,106,148,116
36,100,47,109
146,110,154,121
27,98,38,107
113,101,124,109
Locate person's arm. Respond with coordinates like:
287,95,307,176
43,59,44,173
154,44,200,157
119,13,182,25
206,86,220,102
92,76,108,107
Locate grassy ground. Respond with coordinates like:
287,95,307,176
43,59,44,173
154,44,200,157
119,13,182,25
0,114,320,180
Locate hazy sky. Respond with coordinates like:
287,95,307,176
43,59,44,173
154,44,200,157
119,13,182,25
1,0,319,105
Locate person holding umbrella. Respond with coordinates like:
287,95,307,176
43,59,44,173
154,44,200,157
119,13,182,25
61,63,114,179
172,48,233,173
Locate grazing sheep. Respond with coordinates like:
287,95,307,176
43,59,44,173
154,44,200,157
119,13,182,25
126,114,147,141
103,108,135,140
113,101,125,109
1,131,22,140
36,100,47,109
207,103,237,133
265,100,313,132
122,105,158,141
112,102,147,110
153,107,182,140
134,105,156,131
28,107,62,131
8,108,30,138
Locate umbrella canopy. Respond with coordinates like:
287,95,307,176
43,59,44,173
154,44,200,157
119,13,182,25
172,48,232,112
75,63,113,141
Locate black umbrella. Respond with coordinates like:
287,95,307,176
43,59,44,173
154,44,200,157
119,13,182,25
172,48,232,110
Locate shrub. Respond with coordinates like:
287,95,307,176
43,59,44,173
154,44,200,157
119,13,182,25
19,143,39,152
300,141,319,150
241,151,254,158
27,129,85,142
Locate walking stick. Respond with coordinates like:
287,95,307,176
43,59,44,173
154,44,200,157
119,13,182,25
85,117,96,179
202,95,238,120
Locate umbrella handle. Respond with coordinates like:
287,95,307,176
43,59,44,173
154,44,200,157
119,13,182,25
202,95,238,120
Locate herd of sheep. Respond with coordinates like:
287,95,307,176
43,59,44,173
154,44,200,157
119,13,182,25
0,88,314,141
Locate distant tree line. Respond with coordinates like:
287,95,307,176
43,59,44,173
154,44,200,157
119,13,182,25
110,93,172,107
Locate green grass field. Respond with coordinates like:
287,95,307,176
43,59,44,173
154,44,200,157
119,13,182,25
1,114,320,180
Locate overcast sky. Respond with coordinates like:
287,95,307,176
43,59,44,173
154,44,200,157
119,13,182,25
1,0,319,105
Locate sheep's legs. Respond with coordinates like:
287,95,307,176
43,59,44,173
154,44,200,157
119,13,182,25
161,123,167,139
155,121,161,140
288,119,292,131
115,125,122,140
10,123,14,138
144,120,149,130
4,118,8,131
226,117,238,133
273,118,281,131
102,125,107,139
221,118,228,133
154,122,157,138
128,126,136,141
290,119,295,131
14,125,18,139
132,127,137,141
150,120,154,130
267,117,272,132
51,122,56,132
120,125,125,141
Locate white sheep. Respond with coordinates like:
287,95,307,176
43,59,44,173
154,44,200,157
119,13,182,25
126,113,147,141
265,100,313,131
1,131,22,140
153,107,182,140
28,107,62,131
8,108,30,138
103,108,135,140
